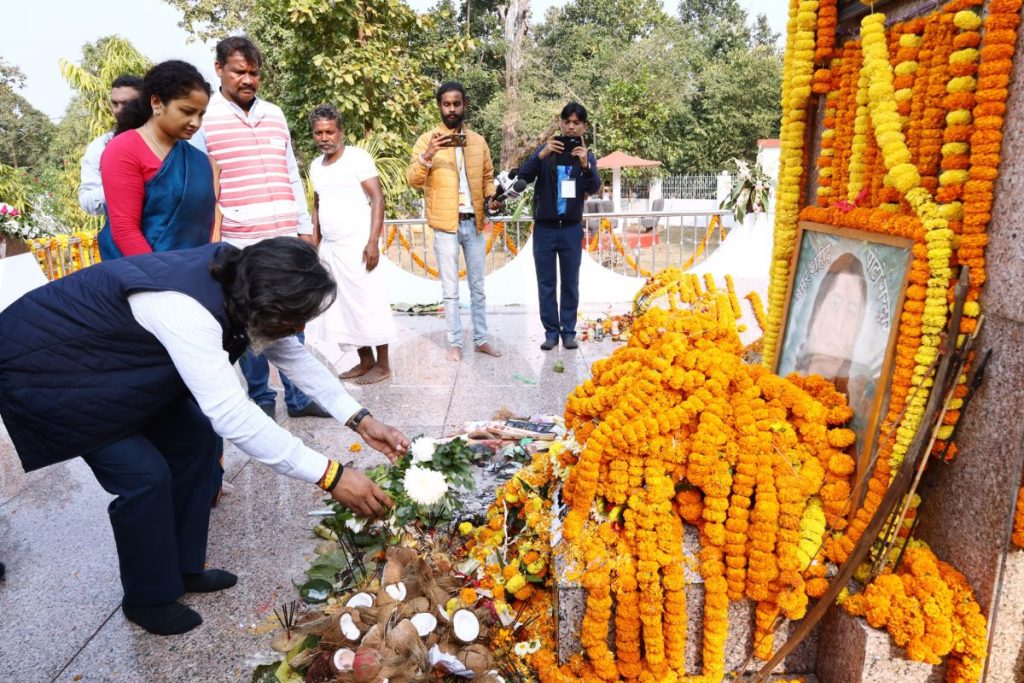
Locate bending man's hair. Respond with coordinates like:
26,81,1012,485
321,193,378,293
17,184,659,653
210,237,337,339
116,60,212,134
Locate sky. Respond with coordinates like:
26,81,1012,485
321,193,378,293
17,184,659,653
4,0,788,121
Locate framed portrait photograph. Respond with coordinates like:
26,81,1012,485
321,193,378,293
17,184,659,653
774,221,914,475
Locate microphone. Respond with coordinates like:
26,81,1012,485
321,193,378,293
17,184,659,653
489,170,528,215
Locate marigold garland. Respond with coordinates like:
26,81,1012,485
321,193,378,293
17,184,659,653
546,288,856,681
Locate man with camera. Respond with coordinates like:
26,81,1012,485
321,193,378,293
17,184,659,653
516,102,601,350
408,81,502,362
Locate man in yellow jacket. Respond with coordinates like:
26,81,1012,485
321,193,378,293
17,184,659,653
408,81,501,361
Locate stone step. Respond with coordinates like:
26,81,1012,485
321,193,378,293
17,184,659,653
816,607,943,683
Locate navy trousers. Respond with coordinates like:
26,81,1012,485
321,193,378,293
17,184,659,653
532,223,584,338
82,396,220,606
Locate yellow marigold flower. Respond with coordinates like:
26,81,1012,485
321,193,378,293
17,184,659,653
953,10,982,31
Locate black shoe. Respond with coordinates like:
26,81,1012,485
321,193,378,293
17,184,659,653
288,402,331,418
562,335,579,350
183,569,237,593
122,600,203,635
258,403,276,419
540,336,558,351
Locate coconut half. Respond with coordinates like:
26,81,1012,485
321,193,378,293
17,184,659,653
452,609,480,643
331,648,356,673
409,612,438,637
346,592,374,608
384,581,407,601
340,613,361,641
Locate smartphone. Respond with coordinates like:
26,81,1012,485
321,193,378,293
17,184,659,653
555,135,582,153
448,132,467,147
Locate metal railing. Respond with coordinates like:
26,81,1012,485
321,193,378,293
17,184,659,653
381,209,732,279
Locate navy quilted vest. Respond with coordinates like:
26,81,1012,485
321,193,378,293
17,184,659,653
0,243,248,472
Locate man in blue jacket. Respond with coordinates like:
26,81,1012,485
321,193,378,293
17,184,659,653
517,102,602,350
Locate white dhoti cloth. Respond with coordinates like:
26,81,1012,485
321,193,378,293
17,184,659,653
306,147,396,372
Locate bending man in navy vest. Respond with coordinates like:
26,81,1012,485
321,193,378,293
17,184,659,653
0,238,409,636
516,102,601,351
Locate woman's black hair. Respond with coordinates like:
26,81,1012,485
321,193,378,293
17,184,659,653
115,60,212,134
309,103,343,130
210,237,337,339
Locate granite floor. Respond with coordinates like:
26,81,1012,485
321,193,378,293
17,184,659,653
0,306,619,683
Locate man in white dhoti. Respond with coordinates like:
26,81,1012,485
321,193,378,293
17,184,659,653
307,105,396,385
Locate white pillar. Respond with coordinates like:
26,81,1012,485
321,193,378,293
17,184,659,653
716,171,732,207
613,168,622,212
649,176,663,206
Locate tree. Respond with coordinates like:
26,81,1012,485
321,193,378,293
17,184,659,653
497,0,530,167
0,57,55,170
236,0,472,165
59,36,151,139
164,0,251,42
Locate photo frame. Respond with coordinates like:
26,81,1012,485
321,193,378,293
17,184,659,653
773,221,914,478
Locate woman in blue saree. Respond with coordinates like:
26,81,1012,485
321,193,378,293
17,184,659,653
100,60,219,260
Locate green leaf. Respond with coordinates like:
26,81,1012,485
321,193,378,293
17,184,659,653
298,578,333,603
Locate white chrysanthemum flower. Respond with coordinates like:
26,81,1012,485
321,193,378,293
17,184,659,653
345,517,366,533
403,465,449,505
410,436,438,464
513,641,531,657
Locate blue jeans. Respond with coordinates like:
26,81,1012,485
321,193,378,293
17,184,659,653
533,223,583,339
433,219,488,348
238,332,312,412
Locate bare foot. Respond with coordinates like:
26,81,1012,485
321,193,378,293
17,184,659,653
339,364,372,380
447,346,462,362
474,342,502,357
355,366,392,385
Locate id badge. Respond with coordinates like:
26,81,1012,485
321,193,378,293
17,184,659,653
560,179,577,199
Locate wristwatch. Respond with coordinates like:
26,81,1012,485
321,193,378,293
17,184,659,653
346,408,371,431
419,153,433,168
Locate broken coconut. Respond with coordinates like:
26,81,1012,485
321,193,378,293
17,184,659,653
330,648,356,673
409,612,437,637
384,581,407,601
352,646,383,683
339,612,361,641
452,609,480,643
346,592,374,609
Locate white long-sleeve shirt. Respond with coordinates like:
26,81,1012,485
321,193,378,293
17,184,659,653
79,131,114,216
128,290,360,484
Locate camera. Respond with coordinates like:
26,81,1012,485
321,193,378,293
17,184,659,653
447,132,467,147
554,135,582,154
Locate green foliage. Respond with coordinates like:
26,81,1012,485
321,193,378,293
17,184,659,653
59,36,151,139
0,58,56,170
0,164,34,222
252,0,472,167
164,0,251,42
720,158,773,223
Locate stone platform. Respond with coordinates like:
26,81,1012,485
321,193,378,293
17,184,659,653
0,306,616,682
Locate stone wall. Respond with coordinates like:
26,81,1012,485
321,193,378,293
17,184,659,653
814,2,1024,681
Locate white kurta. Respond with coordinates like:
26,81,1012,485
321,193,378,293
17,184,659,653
307,147,396,370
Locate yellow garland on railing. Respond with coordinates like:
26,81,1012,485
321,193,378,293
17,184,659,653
385,221,519,280
28,232,101,281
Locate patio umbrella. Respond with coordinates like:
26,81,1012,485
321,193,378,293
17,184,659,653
596,151,662,212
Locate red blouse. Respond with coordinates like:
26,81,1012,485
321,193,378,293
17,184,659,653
100,130,163,256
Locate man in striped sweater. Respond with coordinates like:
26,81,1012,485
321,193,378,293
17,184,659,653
191,36,328,420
